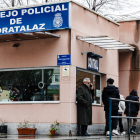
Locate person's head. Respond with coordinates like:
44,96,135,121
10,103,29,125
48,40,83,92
130,89,137,96
83,77,90,87
107,78,114,85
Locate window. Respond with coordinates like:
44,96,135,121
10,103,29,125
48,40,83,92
0,68,60,102
52,75,60,83
76,69,101,105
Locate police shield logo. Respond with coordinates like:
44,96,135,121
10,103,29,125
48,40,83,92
53,13,63,28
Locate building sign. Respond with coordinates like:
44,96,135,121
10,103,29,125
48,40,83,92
87,56,99,71
0,2,70,35
57,54,71,66
62,66,69,76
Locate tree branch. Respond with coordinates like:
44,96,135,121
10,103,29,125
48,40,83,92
86,0,90,8
18,0,22,5
96,0,113,7
20,0,23,5
96,0,115,12
97,0,104,6
92,0,97,11
3,0,10,7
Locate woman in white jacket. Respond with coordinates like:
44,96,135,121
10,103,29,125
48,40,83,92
118,94,126,135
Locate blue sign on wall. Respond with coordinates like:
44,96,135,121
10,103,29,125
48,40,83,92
57,54,71,66
87,56,99,71
0,2,70,35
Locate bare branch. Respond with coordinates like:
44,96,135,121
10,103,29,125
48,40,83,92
92,0,96,11
86,0,90,8
18,0,22,5
96,0,113,7
3,0,10,7
97,0,104,6
96,0,107,11
97,0,103,5
20,0,23,5
96,0,115,12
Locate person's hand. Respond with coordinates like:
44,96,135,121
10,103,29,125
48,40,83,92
90,83,94,90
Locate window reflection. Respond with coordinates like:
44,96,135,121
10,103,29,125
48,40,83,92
0,68,60,102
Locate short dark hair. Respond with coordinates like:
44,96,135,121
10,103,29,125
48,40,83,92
130,89,137,96
107,78,114,84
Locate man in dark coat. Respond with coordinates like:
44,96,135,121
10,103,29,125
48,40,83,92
77,77,94,136
102,78,120,136
124,89,139,134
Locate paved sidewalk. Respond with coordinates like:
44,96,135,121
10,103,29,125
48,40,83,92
0,135,139,140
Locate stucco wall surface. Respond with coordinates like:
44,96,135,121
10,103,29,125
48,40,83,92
0,30,69,69
0,30,71,124
71,2,119,40
119,21,140,46
119,21,140,97
69,2,120,126
119,21,140,119
71,2,119,86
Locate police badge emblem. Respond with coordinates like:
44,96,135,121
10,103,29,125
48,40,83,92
53,13,63,28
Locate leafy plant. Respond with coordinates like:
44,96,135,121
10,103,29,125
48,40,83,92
49,120,59,135
18,120,37,128
47,88,59,95
0,118,7,126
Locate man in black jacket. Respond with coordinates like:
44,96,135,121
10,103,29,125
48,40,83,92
77,77,94,136
102,78,120,136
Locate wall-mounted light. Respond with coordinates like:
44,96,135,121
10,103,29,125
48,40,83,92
12,43,19,47
81,51,88,55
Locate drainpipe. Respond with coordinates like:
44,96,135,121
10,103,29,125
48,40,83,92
69,29,72,136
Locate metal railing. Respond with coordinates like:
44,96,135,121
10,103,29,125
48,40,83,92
109,98,140,140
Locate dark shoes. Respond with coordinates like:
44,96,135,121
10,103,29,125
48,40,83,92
82,132,90,136
131,126,137,134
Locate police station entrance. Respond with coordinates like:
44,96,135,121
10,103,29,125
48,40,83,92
76,68,101,105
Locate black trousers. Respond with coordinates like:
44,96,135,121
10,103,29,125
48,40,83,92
118,113,124,132
105,111,118,131
81,125,87,135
